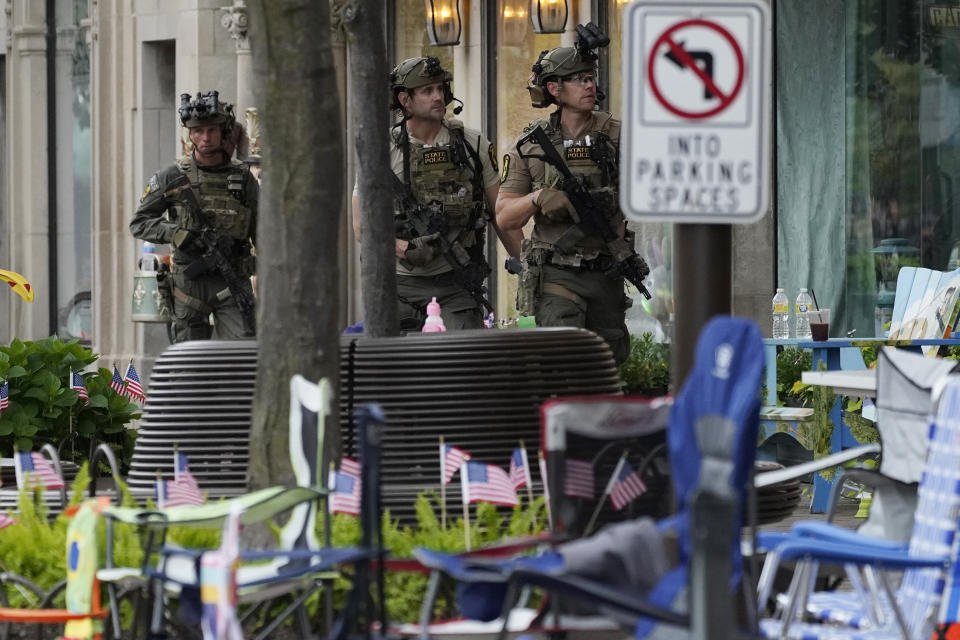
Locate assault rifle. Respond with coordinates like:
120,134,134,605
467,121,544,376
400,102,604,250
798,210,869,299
163,174,257,333
391,173,493,312
517,125,652,300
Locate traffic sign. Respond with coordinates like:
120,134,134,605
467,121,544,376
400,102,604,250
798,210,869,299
620,0,771,223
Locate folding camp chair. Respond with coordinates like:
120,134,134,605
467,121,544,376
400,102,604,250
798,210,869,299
119,380,385,639
755,374,960,640
413,316,766,639
0,498,112,639
98,375,336,638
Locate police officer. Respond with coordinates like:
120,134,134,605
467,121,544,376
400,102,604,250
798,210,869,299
130,91,259,342
497,37,640,365
352,56,522,331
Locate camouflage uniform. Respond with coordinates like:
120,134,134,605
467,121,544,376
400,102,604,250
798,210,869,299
130,91,259,342
501,90,631,364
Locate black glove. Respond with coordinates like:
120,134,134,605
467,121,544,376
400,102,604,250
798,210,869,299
172,228,201,252
536,188,576,222
404,233,440,267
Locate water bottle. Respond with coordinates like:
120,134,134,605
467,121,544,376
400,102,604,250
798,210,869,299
795,288,813,339
772,288,789,339
140,242,156,273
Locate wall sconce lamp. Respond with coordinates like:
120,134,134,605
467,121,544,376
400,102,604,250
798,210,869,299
531,0,568,34
424,0,462,46
502,0,529,45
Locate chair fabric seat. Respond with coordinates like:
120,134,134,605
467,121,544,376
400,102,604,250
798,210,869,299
759,618,903,640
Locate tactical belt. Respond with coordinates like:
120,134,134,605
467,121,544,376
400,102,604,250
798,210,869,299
538,251,614,272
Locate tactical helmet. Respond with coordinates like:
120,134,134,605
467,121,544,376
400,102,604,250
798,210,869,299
527,23,609,108
389,56,454,110
527,47,596,108
179,91,236,134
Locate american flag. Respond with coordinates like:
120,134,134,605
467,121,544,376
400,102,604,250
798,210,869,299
606,457,648,511
440,444,471,486
70,372,89,406
330,457,361,516
509,447,530,490
163,452,205,507
461,461,518,507
564,458,595,500
0,382,7,412
0,513,16,530
123,363,145,403
109,366,126,396
15,451,65,490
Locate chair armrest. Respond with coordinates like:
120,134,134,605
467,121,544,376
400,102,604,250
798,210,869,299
507,568,690,627
787,522,908,552
825,468,912,523
754,444,880,488
774,538,947,569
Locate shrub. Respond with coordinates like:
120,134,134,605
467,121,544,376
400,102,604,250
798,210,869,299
619,333,670,395
0,337,140,469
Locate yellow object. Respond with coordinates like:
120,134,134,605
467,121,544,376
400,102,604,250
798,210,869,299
0,269,33,302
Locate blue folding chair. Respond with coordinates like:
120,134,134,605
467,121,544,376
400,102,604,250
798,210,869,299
756,374,960,639
414,315,766,639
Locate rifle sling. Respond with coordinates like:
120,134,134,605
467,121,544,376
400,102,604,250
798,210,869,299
173,286,214,316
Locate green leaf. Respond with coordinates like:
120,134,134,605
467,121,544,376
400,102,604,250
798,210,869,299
3,365,27,378
15,437,33,451
0,422,12,436
16,423,38,437
23,387,49,402
87,395,108,409
52,390,78,407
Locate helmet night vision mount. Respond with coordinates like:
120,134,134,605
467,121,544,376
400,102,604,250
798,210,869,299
179,90,236,134
528,22,610,108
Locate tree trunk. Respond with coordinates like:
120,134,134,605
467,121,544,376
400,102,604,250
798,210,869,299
344,0,398,337
247,0,342,490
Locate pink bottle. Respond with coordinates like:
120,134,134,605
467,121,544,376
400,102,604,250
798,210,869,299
422,297,446,332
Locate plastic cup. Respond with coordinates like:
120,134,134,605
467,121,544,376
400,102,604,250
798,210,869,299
808,309,830,341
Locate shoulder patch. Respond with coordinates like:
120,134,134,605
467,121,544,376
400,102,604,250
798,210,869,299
140,174,160,202
499,154,510,184
488,143,498,172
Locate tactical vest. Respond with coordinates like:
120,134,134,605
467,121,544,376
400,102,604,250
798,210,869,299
527,112,625,257
398,121,485,248
175,155,253,241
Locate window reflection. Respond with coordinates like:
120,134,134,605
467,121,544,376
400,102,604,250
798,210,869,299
846,0,960,335
608,1,673,342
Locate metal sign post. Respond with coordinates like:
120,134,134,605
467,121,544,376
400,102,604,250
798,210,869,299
622,0,771,386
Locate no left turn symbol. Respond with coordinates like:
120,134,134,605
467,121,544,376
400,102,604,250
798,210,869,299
647,18,746,121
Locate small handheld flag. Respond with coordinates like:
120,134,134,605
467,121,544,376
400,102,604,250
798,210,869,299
15,451,65,490
461,461,518,507
0,382,7,413
564,458,595,499
109,366,126,397
509,447,531,490
123,363,145,403
606,457,647,511
441,444,471,486
330,458,361,515
71,372,89,406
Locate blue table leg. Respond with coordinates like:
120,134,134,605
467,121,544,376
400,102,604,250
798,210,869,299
810,347,843,513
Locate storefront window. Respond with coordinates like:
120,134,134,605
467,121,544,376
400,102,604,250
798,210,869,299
496,1,562,318
608,1,673,341
394,0,454,107
845,1,960,336
59,0,92,343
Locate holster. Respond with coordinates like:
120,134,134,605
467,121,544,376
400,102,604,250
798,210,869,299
517,244,547,317
156,263,175,318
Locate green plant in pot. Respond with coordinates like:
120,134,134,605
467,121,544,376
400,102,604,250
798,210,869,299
0,337,141,471
619,333,670,396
